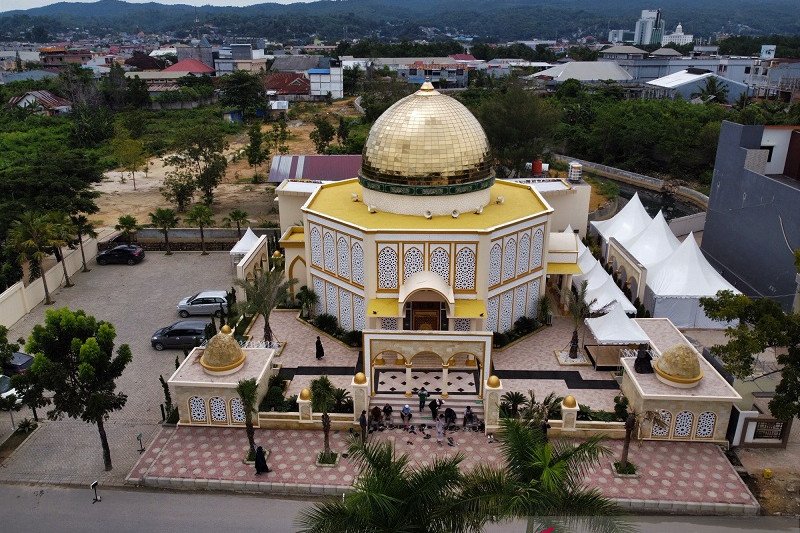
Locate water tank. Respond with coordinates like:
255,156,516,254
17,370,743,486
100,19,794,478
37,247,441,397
568,162,583,183
532,159,543,175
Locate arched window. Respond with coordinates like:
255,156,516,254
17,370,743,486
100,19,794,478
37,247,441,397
230,398,245,423
695,412,716,439
513,285,526,323
531,228,544,270
429,247,450,282
502,238,517,282
339,288,352,331
404,247,424,281
527,279,541,317
651,410,672,438
517,233,530,276
455,247,476,290
312,277,325,315
378,247,398,289
674,411,694,438
489,243,502,286
351,242,364,285
209,397,227,423
310,227,322,266
323,232,336,272
337,236,350,279
486,296,499,332
499,291,514,332
353,295,366,331
189,396,207,423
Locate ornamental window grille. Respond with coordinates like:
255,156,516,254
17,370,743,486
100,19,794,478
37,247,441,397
209,397,227,422
404,247,424,282
337,236,350,279
310,227,322,266
429,247,450,282
531,228,544,270
189,396,207,423
487,296,499,332
323,232,336,272
230,398,246,423
695,412,716,438
674,411,694,438
454,247,476,290
489,243,502,286
502,238,517,282
651,410,672,438
517,233,530,276
351,242,364,285
378,247,398,289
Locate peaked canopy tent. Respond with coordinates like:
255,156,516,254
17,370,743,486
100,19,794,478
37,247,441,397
585,276,637,314
591,193,652,256
585,302,649,345
230,227,261,265
644,233,740,328
623,210,680,268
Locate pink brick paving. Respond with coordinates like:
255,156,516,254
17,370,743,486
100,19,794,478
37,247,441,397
128,425,758,510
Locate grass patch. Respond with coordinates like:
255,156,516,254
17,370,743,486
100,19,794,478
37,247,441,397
246,449,256,462
317,451,338,465
583,174,620,200
613,461,637,475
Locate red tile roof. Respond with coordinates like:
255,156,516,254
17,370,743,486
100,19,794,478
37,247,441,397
263,72,310,95
449,53,476,61
9,90,71,110
163,58,215,74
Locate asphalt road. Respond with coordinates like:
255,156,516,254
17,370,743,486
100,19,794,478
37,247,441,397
1,484,798,533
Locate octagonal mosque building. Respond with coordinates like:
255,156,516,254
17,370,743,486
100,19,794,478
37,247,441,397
278,82,583,397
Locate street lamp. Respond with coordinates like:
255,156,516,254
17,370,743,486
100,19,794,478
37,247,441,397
90,480,101,503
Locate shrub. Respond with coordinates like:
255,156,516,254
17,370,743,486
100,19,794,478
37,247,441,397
314,313,339,335
614,395,629,421
614,461,637,475
341,330,363,347
16,418,37,434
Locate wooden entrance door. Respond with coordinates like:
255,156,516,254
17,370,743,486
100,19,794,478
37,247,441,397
413,309,440,330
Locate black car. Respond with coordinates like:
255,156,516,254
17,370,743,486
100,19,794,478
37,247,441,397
151,320,209,351
96,245,145,265
3,352,33,375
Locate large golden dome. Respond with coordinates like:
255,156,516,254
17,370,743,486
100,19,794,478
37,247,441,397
359,82,493,196
654,344,703,388
200,325,246,375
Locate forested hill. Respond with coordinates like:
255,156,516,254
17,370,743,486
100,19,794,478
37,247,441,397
2,0,800,41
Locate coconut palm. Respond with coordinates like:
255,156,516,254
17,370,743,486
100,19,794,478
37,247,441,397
223,208,249,239
234,269,296,342
460,419,622,533
185,204,214,255
236,377,259,458
618,409,665,474
310,375,336,459
563,279,596,359
70,214,98,272
149,208,180,255
692,77,729,104
298,438,477,533
7,212,59,305
46,212,76,288
296,285,319,319
115,214,139,244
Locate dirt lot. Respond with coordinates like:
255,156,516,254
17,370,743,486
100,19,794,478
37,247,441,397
94,98,362,228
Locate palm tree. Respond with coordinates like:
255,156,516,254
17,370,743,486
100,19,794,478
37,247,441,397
236,378,259,458
519,390,561,426
47,212,76,288
296,285,319,319
7,212,58,305
618,409,665,474
298,438,476,533
235,269,296,342
501,391,529,418
310,375,336,459
223,208,249,239
563,279,596,359
115,214,139,244
733,91,750,111
149,208,180,255
185,204,214,255
692,77,729,104
70,214,97,272
460,419,622,532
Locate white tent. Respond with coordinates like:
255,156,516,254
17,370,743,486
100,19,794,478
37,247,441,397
586,276,637,314
644,233,740,328
591,193,652,253
576,247,597,276
623,210,680,268
230,227,260,263
585,302,649,345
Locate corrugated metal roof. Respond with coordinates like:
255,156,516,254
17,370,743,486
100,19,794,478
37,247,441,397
645,69,749,89
600,45,648,55
163,58,214,73
9,90,71,109
533,61,633,82
271,55,323,72
268,155,362,183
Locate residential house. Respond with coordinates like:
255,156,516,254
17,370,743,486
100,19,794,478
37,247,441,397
38,46,92,68
175,38,213,68
263,71,311,100
396,61,469,88
8,90,72,115
309,58,343,99
214,44,268,75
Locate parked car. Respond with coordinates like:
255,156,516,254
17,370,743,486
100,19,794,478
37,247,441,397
0,374,19,404
151,320,209,351
177,291,229,318
3,351,33,375
96,244,145,265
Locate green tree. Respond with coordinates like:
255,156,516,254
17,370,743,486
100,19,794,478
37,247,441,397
501,391,529,418
101,63,129,110
298,438,474,533
267,117,289,155
184,204,214,255
336,117,350,144
310,375,336,459
166,126,228,206
161,170,195,212
563,279,596,359
11,371,49,422
310,115,336,154
112,132,147,190
70,214,97,273
7,212,58,305
47,212,76,288
0,325,18,370
245,123,268,175
692,77,730,104
235,269,296,342
149,208,179,255
701,290,800,420
236,377,259,458
223,208,249,239
460,419,621,532
126,75,151,109
218,70,263,116
28,307,132,470
296,285,319,319
115,214,139,244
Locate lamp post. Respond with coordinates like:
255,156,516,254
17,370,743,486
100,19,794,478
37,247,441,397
90,480,101,503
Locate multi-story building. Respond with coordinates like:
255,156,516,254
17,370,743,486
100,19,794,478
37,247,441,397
396,61,469,88
661,23,693,46
606,55,757,84
634,9,666,46
702,121,800,312
214,44,268,75
175,38,213,69
309,58,343,99
608,30,635,44
38,47,92,68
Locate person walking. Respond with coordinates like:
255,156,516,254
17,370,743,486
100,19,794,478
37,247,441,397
315,336,325,360
435,414,445,446
359,410,367,443
254,446,270,474
417,387,429,413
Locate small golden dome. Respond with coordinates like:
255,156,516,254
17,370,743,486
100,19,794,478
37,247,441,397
272,250,283,258
563,395,577,408
299,388,311,400
487,375,501,388
354,372,367,385
200,326,245,374
654,344,703,387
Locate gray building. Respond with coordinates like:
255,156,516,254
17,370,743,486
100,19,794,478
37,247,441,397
634,9,665,46
175,38,213,69
607,56,756,84
702,121,800,311
644,68,749,103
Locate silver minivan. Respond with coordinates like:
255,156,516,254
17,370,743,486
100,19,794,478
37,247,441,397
177,291,228,317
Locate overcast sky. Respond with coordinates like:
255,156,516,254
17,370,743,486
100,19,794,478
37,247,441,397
0,0,310,12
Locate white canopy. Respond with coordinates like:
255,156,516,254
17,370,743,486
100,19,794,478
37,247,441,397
586,276,637,314
646,233,739,298
576,247,596,275
230,227,260,256
623,210,680,268
591,193,652,245
585,302,649,345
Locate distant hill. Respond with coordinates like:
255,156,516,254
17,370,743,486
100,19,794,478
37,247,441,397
2,0,799,42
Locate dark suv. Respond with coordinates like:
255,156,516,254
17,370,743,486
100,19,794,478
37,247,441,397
97,245,145,265
151,320,208,351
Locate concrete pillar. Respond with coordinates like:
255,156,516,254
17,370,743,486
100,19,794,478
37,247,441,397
561,395,579,433
440,364,449,399
298,395,313,423
352,373,369,424
484,375,503,434
405,363,413,397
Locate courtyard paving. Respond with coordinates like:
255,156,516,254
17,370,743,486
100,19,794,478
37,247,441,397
128,424,759,513
0,252,235,486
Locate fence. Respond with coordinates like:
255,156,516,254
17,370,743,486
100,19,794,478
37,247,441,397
0,236,98,328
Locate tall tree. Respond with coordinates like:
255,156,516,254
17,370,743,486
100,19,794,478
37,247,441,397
245,123,268,175
184,204,214,255
236,378,259,458
701,289,800,420
126,75,151,109
47,212,76,288
234,269,296,342
223,208,249,239
310,375,335,459
70,214,98,272
161,170,195,212
112,133,146,190
165,126,228,206
101,63,129,110
7,212,58,305
267,116,289,155
115,214,139,244
28,308,132,470
310,115,336,154
218,70,263,116
149,208,179,255
563,280,596,359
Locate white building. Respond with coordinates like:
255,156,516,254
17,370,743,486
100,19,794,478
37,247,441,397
634,9,666,46
661,23,694,46
309,59,343,99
